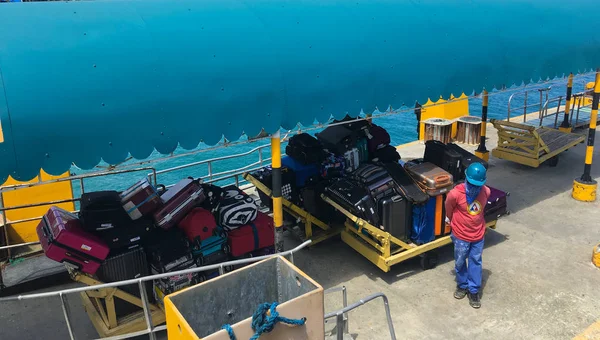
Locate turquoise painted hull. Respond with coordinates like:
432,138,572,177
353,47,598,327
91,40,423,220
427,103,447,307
0,0,598,182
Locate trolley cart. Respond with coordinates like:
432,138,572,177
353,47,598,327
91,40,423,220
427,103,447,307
321,194,497,273
243,173,343,245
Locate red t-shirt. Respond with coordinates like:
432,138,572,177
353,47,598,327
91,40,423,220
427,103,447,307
445,183,491,242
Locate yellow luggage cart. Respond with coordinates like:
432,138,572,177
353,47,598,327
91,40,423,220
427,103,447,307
321,195,497,273
243,173,343,245
490,119,585,167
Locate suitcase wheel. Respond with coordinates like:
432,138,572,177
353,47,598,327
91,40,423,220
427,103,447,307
197,256,205,266
420,252,438,270
222,244,231,254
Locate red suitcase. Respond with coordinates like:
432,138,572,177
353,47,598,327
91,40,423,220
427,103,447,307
120,177,163,220
227,211,274,257
37,206,110,274
153,178,206,230
177,207,218,247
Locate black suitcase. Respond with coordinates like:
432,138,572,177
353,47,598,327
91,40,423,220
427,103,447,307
378,194,412,241
144,228,192,272
325,178,380,226
95,216,154,250
446,143,489,181
333,115,371,133
96,247,153,317
152,258,201,294
252,166,298,208
352,164,389,185
316,125,356,155
300,178,345,224
380,162,430,204
370,145,401,163
198,183,223,212
285,133,326,165
424,140,462,181
364,176,398,204
79,191,133,231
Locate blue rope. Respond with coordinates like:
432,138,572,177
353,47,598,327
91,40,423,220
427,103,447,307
222,302,306,340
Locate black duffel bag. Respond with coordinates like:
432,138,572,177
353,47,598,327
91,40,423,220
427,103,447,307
79,191,133,231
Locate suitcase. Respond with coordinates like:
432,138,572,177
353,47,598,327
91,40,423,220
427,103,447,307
316,125,356,155
217,185,258,231
325,178,380,226
198,183,223,213
333,115,371,133
405,161,453,196
227,211,275,257
120,178,162,220
380,162,429,204
378,194,412,241
281,156,319,187
285,133,326,165
433,194,450,237
356,138,369,164
79,191,132,231
37,206,110,274
352,164,389,185
253,166,298,208
192,234,230,265
366,124,391,153
321,153,345,179
424,140,462,182
411,199,436,244
178,207,218,248
144,228,192,272
343,148,361,173
152,259,202,294
370,145,401,163
153,179,205,230
446,143,489,181
364,176,398,204
485,186,509,222
95,216,154,249
300,178,345,224
96,247,153,316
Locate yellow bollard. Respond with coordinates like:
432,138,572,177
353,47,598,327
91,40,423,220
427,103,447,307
592,243,600,268
270,131,284,252
474,90,490,162
559,73,574,133
572,70,600,202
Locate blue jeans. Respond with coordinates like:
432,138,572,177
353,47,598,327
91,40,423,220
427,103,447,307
451,234,484,294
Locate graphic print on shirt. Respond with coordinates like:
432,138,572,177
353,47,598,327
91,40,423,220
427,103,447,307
467,200,483,216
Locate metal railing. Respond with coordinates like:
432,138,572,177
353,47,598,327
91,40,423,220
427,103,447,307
324,292,397,340
0,143,276,254
507,86,554,122
0,240,312,340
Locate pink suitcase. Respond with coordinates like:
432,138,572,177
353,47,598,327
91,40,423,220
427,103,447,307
153,178,206,230
120,177,163,220
37,206,110,274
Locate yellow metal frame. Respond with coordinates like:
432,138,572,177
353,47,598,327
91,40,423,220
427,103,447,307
490,119,585,168
243,173,342,245
321,195,497,273
72,272,165,338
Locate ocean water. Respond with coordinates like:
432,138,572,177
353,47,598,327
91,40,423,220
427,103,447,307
71,74,595,198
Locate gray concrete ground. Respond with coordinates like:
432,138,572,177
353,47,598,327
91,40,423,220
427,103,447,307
1,124,599,340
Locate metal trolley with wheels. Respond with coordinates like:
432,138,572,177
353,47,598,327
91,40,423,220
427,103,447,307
321,195,498,273
243,172,344,246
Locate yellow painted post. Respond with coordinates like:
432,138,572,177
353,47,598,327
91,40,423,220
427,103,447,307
559,73,574,133
572,69,600,202
271,131,284,252
414,101,422,140
474,90,490,161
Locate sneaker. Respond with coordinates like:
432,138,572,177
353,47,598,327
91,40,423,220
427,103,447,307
454,287,468,300
468,292,481,309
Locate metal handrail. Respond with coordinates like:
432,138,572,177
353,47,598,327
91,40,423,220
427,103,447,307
324,292,397,340
507,86,554,122
324,286,349,334
0,241,312,340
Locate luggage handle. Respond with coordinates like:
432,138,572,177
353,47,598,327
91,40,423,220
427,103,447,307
433,175,451,183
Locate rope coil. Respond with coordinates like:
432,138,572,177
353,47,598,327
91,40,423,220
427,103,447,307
222,302,307,340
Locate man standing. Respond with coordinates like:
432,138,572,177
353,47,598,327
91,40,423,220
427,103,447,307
445,163,490,309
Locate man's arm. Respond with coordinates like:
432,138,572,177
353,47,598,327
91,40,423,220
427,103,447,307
445,190,457,222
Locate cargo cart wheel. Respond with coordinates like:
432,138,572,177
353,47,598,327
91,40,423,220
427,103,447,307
548,156,559,167
420,252,438,270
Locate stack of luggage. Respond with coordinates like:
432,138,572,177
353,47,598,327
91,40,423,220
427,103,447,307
37,176,275,310
250,117,508,246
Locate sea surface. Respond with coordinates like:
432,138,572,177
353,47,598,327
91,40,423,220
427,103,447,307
71,74,595,199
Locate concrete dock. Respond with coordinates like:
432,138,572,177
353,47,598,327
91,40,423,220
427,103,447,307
1,122,599,340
